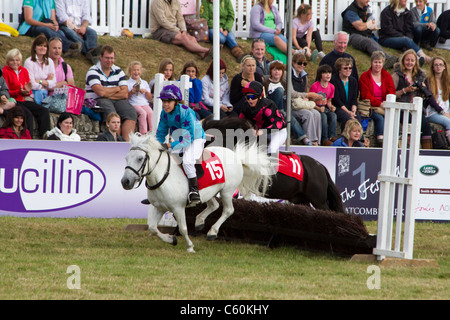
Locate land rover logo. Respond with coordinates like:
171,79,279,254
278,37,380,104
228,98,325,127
0,149,106,212
420,165,439,176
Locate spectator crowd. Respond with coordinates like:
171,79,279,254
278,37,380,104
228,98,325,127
0,0,449,150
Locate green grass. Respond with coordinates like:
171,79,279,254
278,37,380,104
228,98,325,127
0,217,448,299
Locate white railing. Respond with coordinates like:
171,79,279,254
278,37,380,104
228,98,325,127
2,0,449,40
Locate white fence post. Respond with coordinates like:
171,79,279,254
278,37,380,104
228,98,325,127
373,94,423,260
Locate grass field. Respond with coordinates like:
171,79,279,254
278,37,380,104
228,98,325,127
0,216,448,300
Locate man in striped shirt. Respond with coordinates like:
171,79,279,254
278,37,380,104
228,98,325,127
85,45,136,141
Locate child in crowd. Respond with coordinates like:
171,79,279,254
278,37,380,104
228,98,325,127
332,119,369,147
181,60,211,120
310,64,337,146
126,61,153,134
263,60,286,111
149,58,176,94
292,4,325,62
411,0,440,51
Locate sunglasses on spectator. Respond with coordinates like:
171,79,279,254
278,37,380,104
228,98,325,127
245,94,260,100
295,61,307,66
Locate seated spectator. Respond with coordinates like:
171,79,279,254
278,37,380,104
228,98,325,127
239,81,287,154
85,45,137,141
0,65,17,115
332,119,369,147
24,34,56,105
310,65,338,146
436,9,450,43
2,48,50,138
341,0,398,69
46,112,81,141
425,57,450,145
411,0,440,51
319,31,359,81
263,60,313,146
230,55,264,115
379,0,432,65
47,36,75,95
150,0,212,60
287,52,323,146
55,0,102,64
359,51,395,147
292,4,325,62
249,0,291,55
96,112,125,141
201,59,236,119
0,106,31,140
149,58,176,94
250,39,271,76
126,61,153,134
181,60,211,120
200,0,245,62
391,49,433,149
330,57,361,131
18,0,81,57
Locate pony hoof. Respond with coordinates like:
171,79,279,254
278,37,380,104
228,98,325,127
171,236,178,246
187,247,196,253
195,224,205,231
206,235,217,241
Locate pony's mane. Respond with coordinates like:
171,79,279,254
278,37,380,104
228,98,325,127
129,133,162,151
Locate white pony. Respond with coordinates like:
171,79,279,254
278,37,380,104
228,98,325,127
121,133,273,252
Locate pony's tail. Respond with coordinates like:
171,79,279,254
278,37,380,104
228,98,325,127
325,169,346,213
235,142,274,197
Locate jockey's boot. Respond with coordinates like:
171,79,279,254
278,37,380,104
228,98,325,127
187,177,201,206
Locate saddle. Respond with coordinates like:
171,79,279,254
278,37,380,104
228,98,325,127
277,152,304,181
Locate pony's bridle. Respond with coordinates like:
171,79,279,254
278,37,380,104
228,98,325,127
125,146,171,190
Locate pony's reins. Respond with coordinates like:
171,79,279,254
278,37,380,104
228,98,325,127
125,146,171,190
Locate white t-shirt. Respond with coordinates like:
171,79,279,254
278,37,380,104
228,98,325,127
292,17,314,38
127,78,151,106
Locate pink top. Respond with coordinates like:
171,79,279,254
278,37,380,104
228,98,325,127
24,56,56,93
310,81,335,107
292,17,314,38
371,77,383,102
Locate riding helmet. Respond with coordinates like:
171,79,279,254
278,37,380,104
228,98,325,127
159,84,182,101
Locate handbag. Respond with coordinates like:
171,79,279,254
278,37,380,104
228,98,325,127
291,97,315,110
42,93,67,113
358,99,385,117
432,130,448,149
184,17,209,42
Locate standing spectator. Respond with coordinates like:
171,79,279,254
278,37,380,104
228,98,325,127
200,0,245,62
18,0,81,57
341,0,398,69
359,51,395,147
46,112,81,141
330,58,361,132
379,0,432,66
411,0,440,51
319,31,359,81
250,39,271,77
55,0,102,64
230,55,264,115
391,49,433,149
425,57,450,145
249,0,291,55
47,36,75,95
288,52,323,146
436,10,450,43
96,112,125,142
126,61,153,134
2,48,50,138
201,59,236,119
85,45,137,141
310,65,338,146
292,4,324,62
24,34,56,105
150,0,212,60
0,106,31,140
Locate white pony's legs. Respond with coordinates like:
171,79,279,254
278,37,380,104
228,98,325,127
195,197,220,231
172,208,195,253
206,194,234,241
147,205,177,246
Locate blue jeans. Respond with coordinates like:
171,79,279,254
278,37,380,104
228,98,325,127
370,111,385,136
259,32,288,47
279,110,307,140
413,25,441,46
427,113,450,130
59,25,98,54
208,29,238,49
268,87,284,111
27,26,73,53
379,36,420,53
320,108,337,141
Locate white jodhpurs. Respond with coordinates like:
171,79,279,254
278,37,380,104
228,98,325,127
268,128,287,154
177,138,206,178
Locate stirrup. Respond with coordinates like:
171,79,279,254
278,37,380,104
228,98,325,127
186,192,201,207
